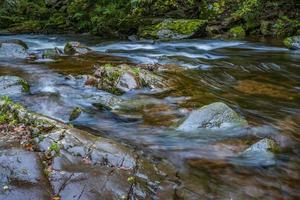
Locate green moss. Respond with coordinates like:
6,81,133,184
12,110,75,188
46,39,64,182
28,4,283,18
17,79,30,93
69,107,82,121
199,0,226,20
283,36,300,50
229,26,246,39
273,16,300,37
139,19,207,39
49,142,61,154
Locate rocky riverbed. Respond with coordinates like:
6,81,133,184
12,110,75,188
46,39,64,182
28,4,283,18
1,35,300,199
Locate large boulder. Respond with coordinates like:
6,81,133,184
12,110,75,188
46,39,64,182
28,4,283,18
138,19,207,40
283,35,300,50
177,102,247,131
0,40,29,58
64,41,91,55
0,76,30,96
86,64,166,95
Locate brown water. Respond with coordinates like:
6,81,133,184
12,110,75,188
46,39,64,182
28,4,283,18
1,35,300,199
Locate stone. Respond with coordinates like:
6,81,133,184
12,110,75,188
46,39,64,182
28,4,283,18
90,64,166,95
283,35,300,50
116,72,139,92
139,19,207,40
238,138,280,166
0,39,28,49
0,148,51,200
0,42,28,58
69,107,82,121
243,138,280,154
0,76,30,96
177,102,247,131
64,41,91,55
42,47,63,59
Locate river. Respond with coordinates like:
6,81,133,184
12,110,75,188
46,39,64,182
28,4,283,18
1,34,300,199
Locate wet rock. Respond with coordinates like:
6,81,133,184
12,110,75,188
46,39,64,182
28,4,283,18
90,64,166,95
64,41,91,55
0,98,208,199
0,39,28,49
69,107,82,121
139,19,207,40
177,102,247,131
0,41,28,58
0,148,51,200
284,35,300,50
116,72,139,92
229,26,246,39
41,47,63,59
239,138,280,166
243,138,280,154
0,76,30,95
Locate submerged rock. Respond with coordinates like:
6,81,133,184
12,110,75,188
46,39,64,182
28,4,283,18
69,107,82,121
89,64,166,95
42,47,63,59
0,76,30,95
177,102,247,131
284,35,300,50
139,19,207,40
64,41,91,55
239,138,280,166
243,138,280,154
0,41,28,58
234,80,296,100
0,39,28,49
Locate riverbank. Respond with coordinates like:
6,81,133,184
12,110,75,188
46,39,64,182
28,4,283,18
0,0,299,40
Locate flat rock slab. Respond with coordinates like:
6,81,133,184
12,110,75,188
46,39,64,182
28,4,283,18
0,148,51,200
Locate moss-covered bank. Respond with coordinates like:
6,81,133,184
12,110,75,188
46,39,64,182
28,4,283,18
0,0,299,39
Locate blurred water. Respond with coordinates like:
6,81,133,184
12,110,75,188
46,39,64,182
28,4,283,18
1,34,300,199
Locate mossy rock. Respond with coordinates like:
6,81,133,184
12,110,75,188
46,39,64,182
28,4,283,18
91,64,165,95
229,26,246,39
42,48,63,59
64,41,91,55
139,19,208,40
69,107,82,121
0,76,30,95
177,102,248,132
243,138,280,154
0,39,28,49
283,36,300,50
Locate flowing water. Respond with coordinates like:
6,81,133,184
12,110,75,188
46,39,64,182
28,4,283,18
1,35,300,199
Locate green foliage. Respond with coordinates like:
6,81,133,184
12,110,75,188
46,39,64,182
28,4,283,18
17,79,30,93
49,142,61,154
0,0,299,37
229,26,246,38
273,16,300,37
139,19,207,39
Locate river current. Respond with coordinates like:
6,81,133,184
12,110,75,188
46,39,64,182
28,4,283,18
1,35,300,199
